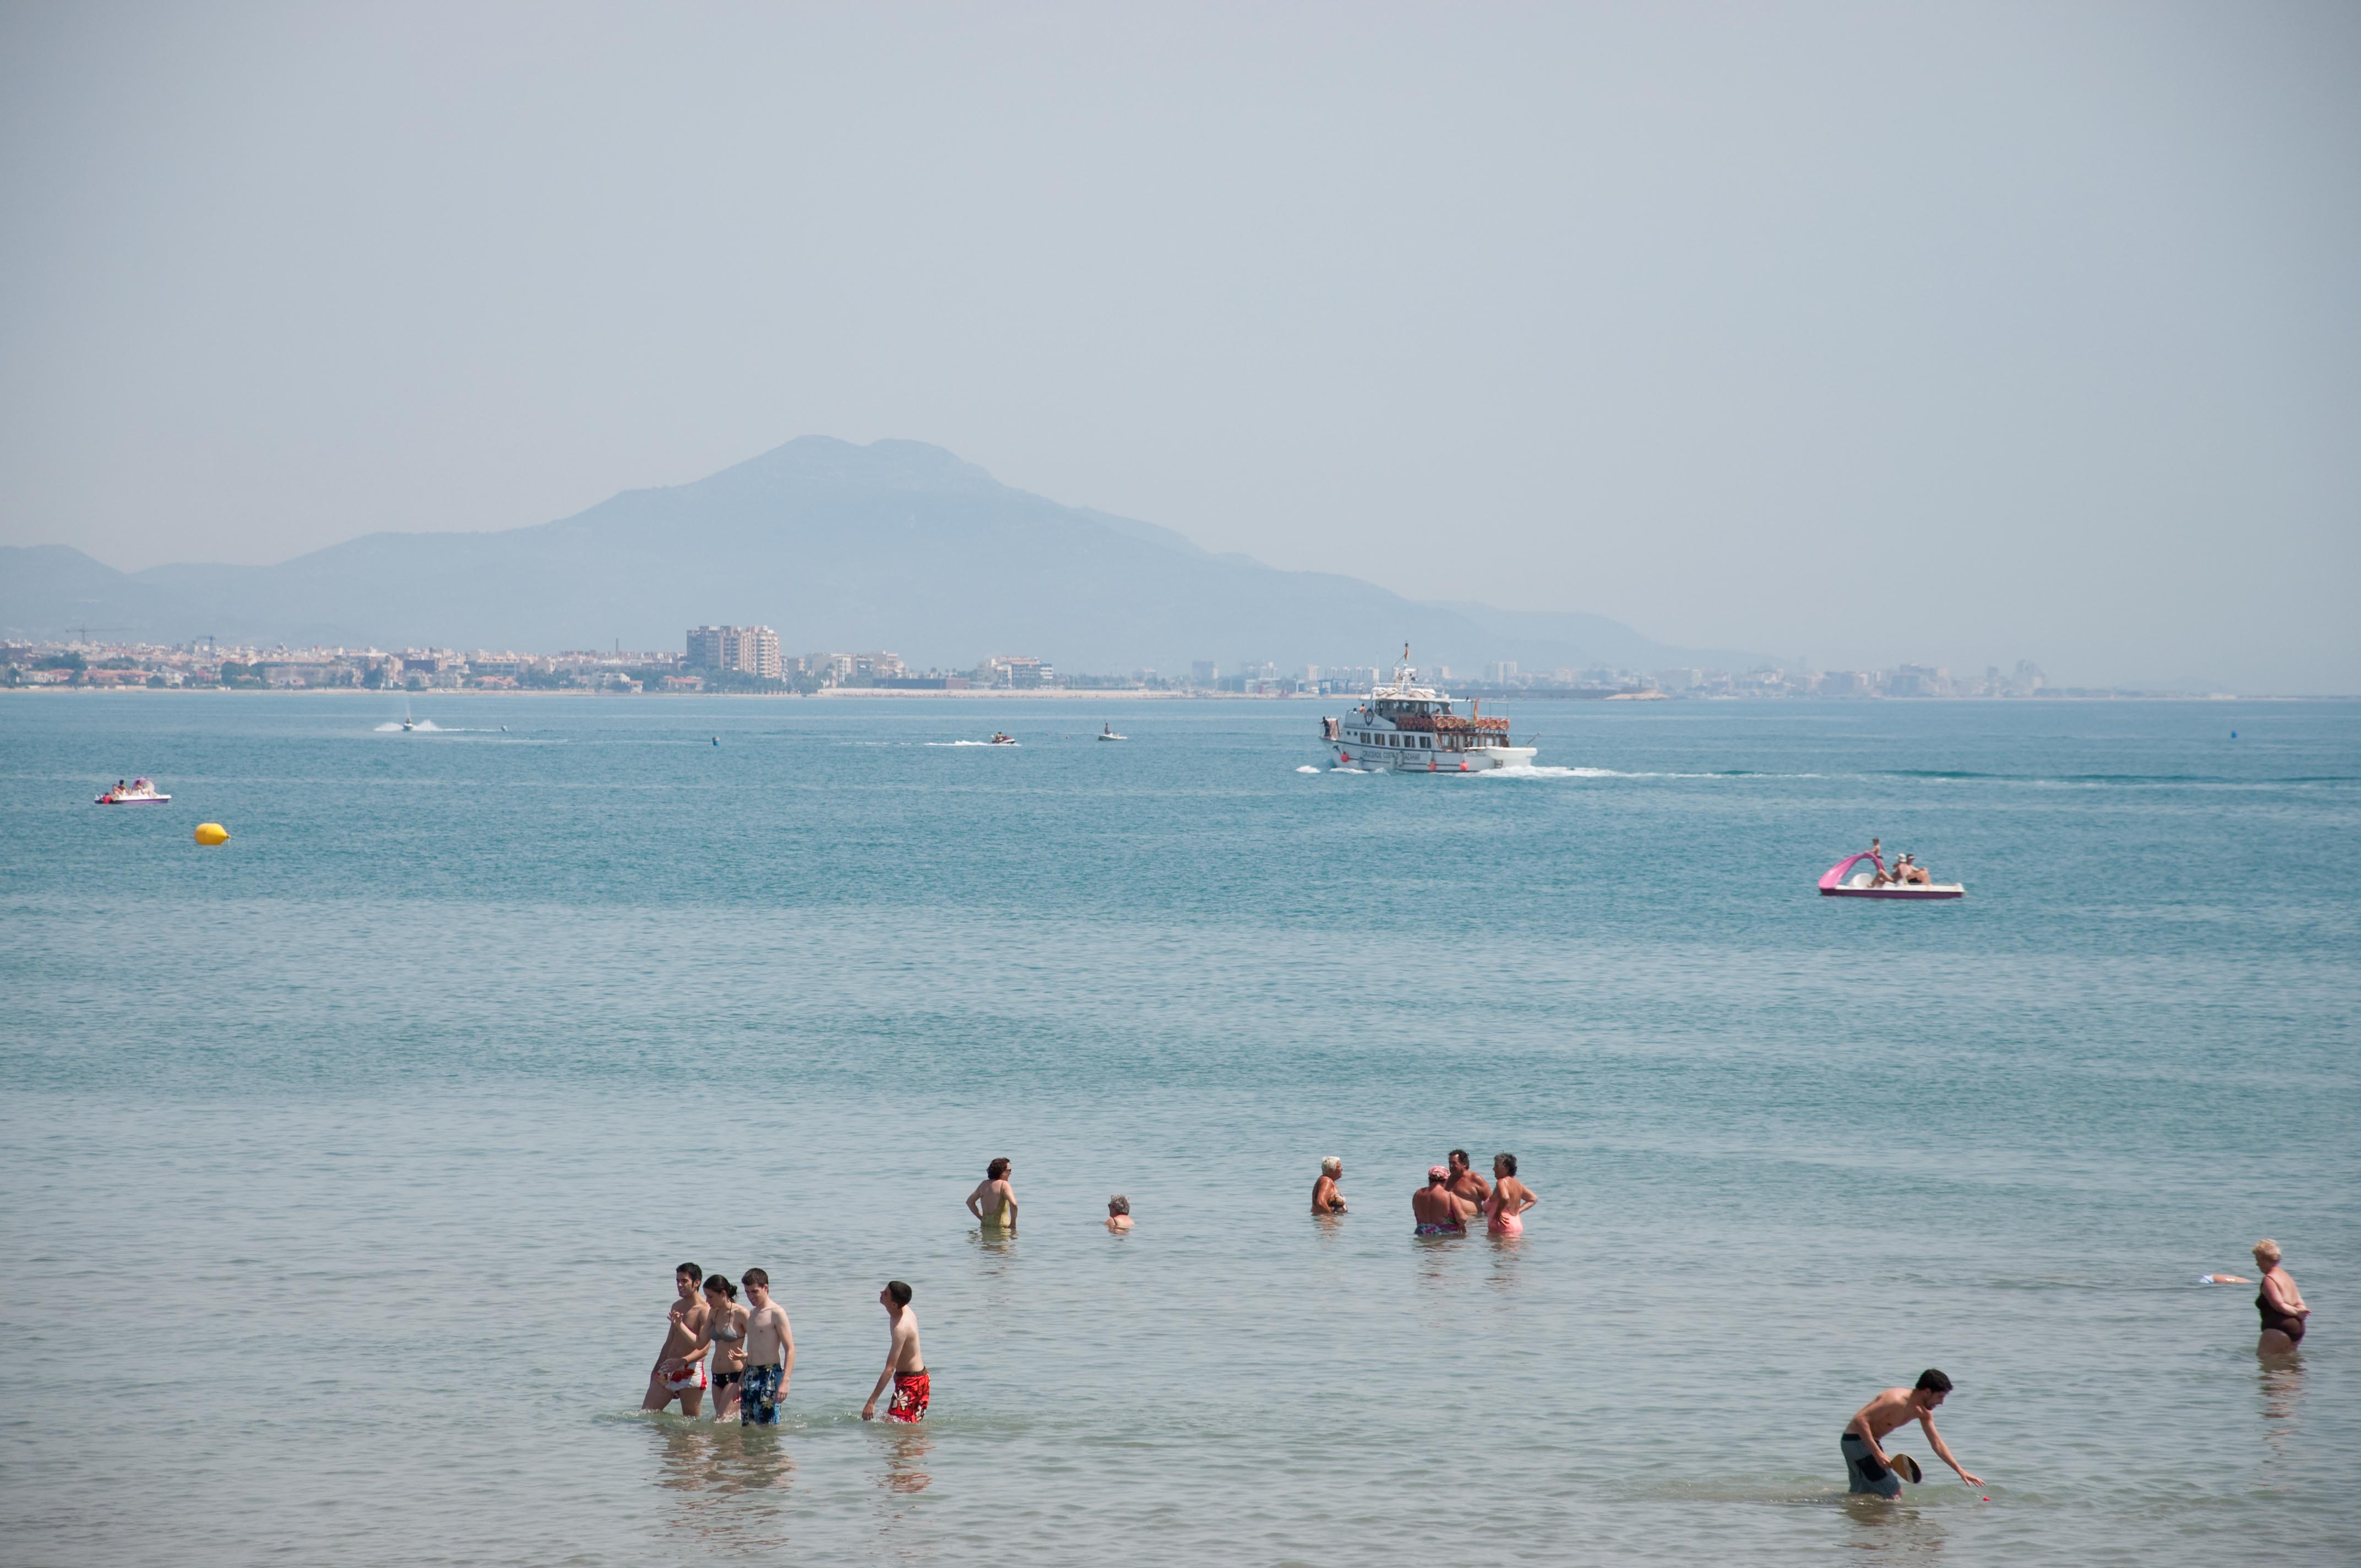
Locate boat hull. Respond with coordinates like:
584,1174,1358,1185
1820,884,1964,900
1329,744,1536,772
95,795,171,805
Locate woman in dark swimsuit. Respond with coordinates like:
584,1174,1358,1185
2253,1238,2310,1354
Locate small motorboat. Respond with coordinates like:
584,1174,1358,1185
988,732,1018,745
1097,723,1127,741
1819,850,1963,900
96,777,171,805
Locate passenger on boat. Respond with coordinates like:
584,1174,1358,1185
1898,855,1932,886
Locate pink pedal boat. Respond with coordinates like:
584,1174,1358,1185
1819,850,1963,900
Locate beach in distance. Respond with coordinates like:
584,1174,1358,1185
2,693,2354,1567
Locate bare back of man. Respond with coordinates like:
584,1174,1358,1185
1842,1374,1981,1496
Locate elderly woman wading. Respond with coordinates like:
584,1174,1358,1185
2253,1239,2310,1355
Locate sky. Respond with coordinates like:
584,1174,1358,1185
2,2,2356,691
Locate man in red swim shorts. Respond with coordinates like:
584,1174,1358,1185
861,1280,929,1423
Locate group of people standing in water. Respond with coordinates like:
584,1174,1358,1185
640,1155,2311,1502
644,1264,928,1428
1307,1148,1538,1236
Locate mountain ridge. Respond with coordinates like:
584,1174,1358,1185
1,437,1758,673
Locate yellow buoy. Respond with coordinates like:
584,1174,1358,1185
194,822,230,846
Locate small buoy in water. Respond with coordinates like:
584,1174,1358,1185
194,822,230,846
2230,731,2237,739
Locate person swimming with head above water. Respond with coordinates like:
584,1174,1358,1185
1106,1194,1133,1232
966,1157,1018,1232
1412,1166,1477,1235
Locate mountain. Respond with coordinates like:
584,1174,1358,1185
0,437,1754,673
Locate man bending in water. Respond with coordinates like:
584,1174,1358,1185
861,1280,928,1422
1842,1370,1982,1495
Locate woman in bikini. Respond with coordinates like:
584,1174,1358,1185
1483,1152,1538,1236
697,1274,750,1419
2253,1238,2310,1355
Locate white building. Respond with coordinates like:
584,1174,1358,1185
687,624,784,679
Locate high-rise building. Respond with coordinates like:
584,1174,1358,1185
686,624,783,678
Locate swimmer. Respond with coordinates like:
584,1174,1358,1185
738,1268,793,1425
2253,1239,2310,1354
1106,1194,1133,1232
1313,1156,1347,1215
1483,1152,1537,1235
643,1262,710,1415
1841,1370,1981,1496
1412,1166,1477,1236
1445,1149,1493,1211
861,1281,928,1423
966,1157,1018,1232
2199,1272,2252,1285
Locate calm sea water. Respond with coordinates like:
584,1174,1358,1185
2,693,2355,1566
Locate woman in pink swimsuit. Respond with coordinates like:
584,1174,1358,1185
1484,1153,1538,1235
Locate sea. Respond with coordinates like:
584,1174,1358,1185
2,693,2355,1566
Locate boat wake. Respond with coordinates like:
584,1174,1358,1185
926,740,1018,747
374,720,447,732
1295,765,1322,774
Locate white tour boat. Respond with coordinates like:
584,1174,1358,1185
95,776,171,804
1097,723,1127,741
1319,651,1536,772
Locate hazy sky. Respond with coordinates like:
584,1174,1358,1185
4,3,2356,689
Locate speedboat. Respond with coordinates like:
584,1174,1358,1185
96,777,171,805
1819,850,1963,900
988,732,1018,745
1097,724,1127,741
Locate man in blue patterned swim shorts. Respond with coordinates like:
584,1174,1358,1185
738,1268,793,1426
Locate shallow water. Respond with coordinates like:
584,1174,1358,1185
2,693,2355,1565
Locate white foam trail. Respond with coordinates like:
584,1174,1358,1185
374,720,445,732
1295,765,1321,774
924,740,1016,747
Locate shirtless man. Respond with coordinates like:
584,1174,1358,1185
643,1262,710,1415
1898,854,1932,886
966,1158,1018,1232
1313,1156,1347,1215
1445,1149,1493,1211
860,1281,929,1423
738,1268,793,1426
1412,1166,1478,1235
1842,1370,1982,1496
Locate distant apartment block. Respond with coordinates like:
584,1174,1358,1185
686,624,784,679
